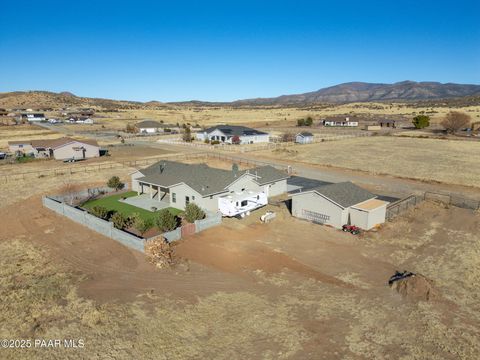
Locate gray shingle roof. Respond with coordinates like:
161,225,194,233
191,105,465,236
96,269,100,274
137,160,288,196
310,182,375,208
202,125,268,136
297,132,314,137
135,120,164,128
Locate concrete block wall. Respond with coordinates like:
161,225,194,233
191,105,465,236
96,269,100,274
43,196,145,253
195,213,222,232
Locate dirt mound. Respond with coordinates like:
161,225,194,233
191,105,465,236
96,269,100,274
390,273,439,301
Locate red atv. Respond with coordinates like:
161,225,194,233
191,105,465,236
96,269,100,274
342,225,361,235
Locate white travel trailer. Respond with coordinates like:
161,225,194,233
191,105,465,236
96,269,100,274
218,190,268,217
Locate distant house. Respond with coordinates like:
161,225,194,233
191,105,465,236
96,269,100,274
378,119,396,128
295,132,314,144
20,113,46,122
196,125,269,144
8,137,100,160
322,117,358,127
135,120,165,134
291,182,388,230
131,160,289,216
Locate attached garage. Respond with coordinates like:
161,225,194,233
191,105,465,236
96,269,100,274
291,182,388,230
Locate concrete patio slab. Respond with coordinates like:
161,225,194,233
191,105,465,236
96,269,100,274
120,194,170,212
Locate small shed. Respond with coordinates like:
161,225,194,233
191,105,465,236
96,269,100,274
295,132,314,144
290,182,388,230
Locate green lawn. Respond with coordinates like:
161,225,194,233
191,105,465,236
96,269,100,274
82,191,182,225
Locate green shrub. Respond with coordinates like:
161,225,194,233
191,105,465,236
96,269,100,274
184,203,205,223
156,209,178,232
111,212,129,229
130,213,153,236
91,206,109,220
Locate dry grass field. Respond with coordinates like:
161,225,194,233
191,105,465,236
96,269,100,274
258,136,480,188
85,101,480,130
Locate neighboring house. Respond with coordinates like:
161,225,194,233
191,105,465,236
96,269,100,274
135,120,165,134
8,137,100,160
196,125,269,144
291,182,388,230
322,117,358,127
20,113,46,122
131,160,289,216
295,132,314,144
66,116,94,124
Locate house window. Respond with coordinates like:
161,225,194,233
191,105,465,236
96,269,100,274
241,188,245,192
210,195,213,199
185,196,190,206
192,195,195,201
257,195,259,200
241,200,248,207
172,193,176,203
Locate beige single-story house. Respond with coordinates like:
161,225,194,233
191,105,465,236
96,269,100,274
131,160,289,216
8,137,100,160
291,182,388,230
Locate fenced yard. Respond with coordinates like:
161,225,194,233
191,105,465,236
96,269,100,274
386,191,480,220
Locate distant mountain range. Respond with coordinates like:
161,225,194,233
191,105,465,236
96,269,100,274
232,81,480,105
1,81,479,109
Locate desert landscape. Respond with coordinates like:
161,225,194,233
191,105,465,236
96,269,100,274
1,1,480,357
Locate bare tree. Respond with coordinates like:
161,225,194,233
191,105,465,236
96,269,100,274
441,111,471,134
281,132,295,142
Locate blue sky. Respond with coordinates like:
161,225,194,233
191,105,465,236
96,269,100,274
1,0,479,102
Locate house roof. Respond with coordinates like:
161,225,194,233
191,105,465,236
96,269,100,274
202,125,268,137
136,160,288,196
8,137,98,149
295,181,376,208
135,120,164,128
297,132,314,137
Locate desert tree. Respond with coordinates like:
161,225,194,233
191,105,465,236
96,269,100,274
107,176,125,191
281,132,295,142
412,115,430,129
182,127,192,142
441,111,471,133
